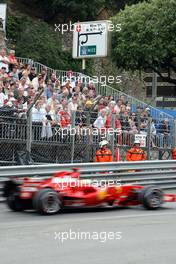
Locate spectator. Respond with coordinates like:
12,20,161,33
16,88,28,118
68,95,78,114
44,80,54,99
28,67,37,81
32,101,46,122
8,50,18,72
75,106,86,127
93,109,107,129
0,85,7,107
41,68,48,84
47,94,59,117
59,107,71,128
157,118,171,148
129,113,138,135
57,86,69,102
50,73,57,85
0,48,9,72
140,115,148,135
41,105,53,138
150,118,157,147
0,66,8,81
32,74,45,91
114,99,123,114
120,110,130,145
10,65,19,82
19,76,30,91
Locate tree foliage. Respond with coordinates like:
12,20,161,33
21,0,105,22
6,15,81,71
112,0,176,84
106,0,146,13
20,0,146,22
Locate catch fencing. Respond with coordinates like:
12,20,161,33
0,112,174,164
0,111,175,164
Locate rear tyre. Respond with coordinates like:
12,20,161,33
139,186,164,210
33,189,62,215
7,189,24,212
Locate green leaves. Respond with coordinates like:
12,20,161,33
6,15,81,71
112,0,176,83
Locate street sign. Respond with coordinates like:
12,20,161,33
135,134,147,147
80,45,96,56
72,20,111,59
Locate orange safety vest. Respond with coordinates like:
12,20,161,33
95,148,113,162
126,147,146,162
172,148,176,160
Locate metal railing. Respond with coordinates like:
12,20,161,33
0,113,174,164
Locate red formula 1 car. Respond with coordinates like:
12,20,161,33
3,169,176,215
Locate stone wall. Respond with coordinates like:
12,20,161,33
0,29,6,49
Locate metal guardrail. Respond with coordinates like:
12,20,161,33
1,160,176,200
0,160,176,177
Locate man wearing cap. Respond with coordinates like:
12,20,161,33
95,140,113,162
126,139,147,161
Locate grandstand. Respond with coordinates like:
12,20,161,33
0,50,174,165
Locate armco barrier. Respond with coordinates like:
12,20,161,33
0,160,176,177
0,160,176,201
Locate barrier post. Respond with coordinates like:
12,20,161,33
71,110,76,163
147,117,152,160
110,113,115,159
173,120,176,148
26,109,32,153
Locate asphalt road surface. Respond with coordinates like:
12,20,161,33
0,202,176,264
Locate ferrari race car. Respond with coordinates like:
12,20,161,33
3,169,176,215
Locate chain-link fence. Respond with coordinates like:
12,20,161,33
0,110,175,165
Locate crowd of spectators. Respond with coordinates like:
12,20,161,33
0,48,171,147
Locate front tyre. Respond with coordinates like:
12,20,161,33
139,186,164,210
33,189,62,215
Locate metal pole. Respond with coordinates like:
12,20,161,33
86,111,91,162
26,109,32,153
152,71,157,105
110,113,115,159
71,110,76,163
82,58,86,74
173,120,176,148
26,87,44,153
147,117,152,160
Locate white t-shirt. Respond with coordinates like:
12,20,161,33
68,101,78,114
0,92,7,107
32,107,46,122
93,116,106,129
